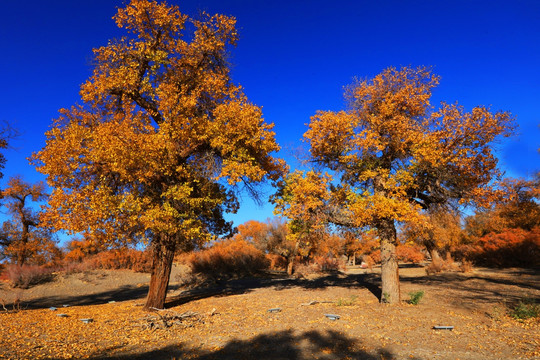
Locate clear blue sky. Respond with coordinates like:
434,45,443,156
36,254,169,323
1,0,539,233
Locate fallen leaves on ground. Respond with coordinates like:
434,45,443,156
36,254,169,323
0,268,538,359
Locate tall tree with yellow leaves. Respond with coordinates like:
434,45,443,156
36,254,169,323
304,66,515,303
32,0,284,309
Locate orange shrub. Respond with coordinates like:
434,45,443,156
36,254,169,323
187,239,269,280
396,244,425,264
88,249,152,272
453,227,540,268
359,243,424,265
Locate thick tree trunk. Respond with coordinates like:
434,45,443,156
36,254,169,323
429,248,441,262
286,259,294,275
379,219,400,304
286,240,301,275
145,236,176,310
425,241,441,262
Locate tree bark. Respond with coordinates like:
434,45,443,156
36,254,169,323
17,220,31,266
145,236,176,310
286,240,301,275
428,248,441,263
286,259,294,275
379,219,400,304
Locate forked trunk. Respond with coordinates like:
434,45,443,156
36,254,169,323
379,219,400,304
145,237,176,310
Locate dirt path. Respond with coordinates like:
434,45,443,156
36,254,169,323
0,266,538,359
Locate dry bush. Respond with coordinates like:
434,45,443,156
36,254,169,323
360,244,424,266
454,227,540,268
290,256,345,278
396,244,425,264
61,260,94,275
425,253,460,275
460,259,474,273
61,248,152,274
266,253,287,271
88,249,152,272
312,256,344,272
292,262,319,278
174,263,212,288
186,240,270,281
3,264,55,289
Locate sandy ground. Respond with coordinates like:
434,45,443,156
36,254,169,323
0,265,538,359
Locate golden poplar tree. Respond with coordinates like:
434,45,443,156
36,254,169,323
304,66,515,303
32,0,284,309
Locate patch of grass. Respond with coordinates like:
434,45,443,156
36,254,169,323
510,299,539,320
336,295,358,306
408,290,424,305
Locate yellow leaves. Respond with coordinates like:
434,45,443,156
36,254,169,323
300,65,516,232
31,0,285,250
273,170,331,222
305,110,356,162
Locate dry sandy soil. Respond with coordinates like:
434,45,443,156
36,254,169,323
0,264,538,359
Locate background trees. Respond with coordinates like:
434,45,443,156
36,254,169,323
273,170,333,274
32,0,284,309
302,66,515,303
0,176,59,266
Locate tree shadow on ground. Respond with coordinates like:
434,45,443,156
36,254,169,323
89,329,420,360
400,270,540,310
5,272,382,309
11,267,537,311
4,284,182,309
165,272,382,308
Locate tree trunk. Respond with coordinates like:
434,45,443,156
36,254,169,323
429,248,441,263
145,236,176,310
425,241,441,262
379,219,400,304
286,258,294,275
286,240,301,275
17,221,30,266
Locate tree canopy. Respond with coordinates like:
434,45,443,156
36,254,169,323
32,0,285,308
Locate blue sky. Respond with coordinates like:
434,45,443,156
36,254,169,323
1,0,539,233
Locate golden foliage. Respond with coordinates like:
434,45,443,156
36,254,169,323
272,170,332,256
304,66,515,229
31,0,285,249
